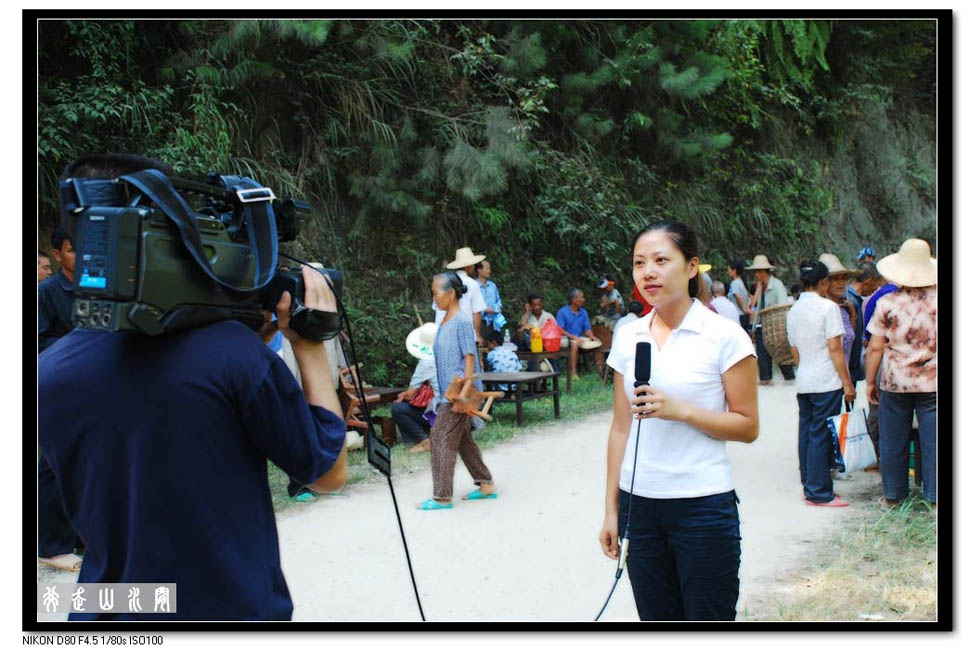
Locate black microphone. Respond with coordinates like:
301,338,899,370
634,341,651,388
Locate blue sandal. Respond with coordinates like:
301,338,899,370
462,489,498,501
417,498,453,510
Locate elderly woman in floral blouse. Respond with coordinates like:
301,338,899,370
866,239,937,510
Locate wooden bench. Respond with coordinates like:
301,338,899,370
337,366,404,431
479,371,561,426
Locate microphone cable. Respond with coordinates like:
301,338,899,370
282,253,426,621
594,411,643,621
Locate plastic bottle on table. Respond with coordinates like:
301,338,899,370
530,325,543,352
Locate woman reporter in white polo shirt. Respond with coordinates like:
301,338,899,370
599,220,759,621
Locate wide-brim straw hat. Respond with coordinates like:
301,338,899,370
818,253,860,279
405,322,438,360
745,254,774,270
446,247,486,269
877,239,937,288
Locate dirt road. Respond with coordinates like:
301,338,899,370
37,381,879,622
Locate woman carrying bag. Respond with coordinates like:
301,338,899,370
599,220,759,621
865,239,937,510
786,261,857,507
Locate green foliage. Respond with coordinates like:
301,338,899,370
37,19,936,384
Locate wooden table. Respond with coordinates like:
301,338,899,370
479,371,561,426
512,350,573,393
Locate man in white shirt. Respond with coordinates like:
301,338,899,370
433,247,487,344
710,281,742,326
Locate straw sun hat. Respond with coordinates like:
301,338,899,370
876,239,937,288
818,253,860,279
446,247,486,270
745,255,775,271
405,322,438,360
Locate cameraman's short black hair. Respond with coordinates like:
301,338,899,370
59,154,175,238
51,229,72,251
60,153,173,181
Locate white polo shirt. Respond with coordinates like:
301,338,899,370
433,269,487,325
606,299,756,498
786,291,845,394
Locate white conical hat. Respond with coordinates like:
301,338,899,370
745,254,774,270
405,322,438,360
876,239,937,288
446,247,486,270
818,253,860,279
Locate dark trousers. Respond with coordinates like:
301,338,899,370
797,389,844,503
739,313,751,333
38,456,80,557
619,489,741,621
879,391,936,503
391,401,431,445
754,327,795,381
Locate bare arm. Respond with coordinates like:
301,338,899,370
463,353,475,379
473,312,482,339
865,334,886,405
827,335,857,403
599,371,632,560
278,266,348,494
632,356,759,443
791,346,800,367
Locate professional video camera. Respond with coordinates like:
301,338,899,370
61,167,342,340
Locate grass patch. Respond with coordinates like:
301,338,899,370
752,489,937,622
269,372,614,512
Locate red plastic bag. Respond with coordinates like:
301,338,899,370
408,381,434,408
541,319,563,352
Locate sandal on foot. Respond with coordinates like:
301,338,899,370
462,489,498,501
39,553,82,572
803,496,849,507
417,498,453,510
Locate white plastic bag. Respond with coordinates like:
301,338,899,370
828,406,878,474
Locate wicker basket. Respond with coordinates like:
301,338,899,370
759,303,794,365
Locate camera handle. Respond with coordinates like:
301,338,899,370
119,169,279,297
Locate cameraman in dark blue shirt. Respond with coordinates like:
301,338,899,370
37,155,348,620
39,265,348,621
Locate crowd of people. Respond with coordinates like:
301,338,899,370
691,243,937,512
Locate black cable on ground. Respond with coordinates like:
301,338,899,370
281,253,426,621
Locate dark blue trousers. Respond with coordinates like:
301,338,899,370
754,327,795,381
878,391,936,503
38,455,80,557
797,389,844,503
390,401,430,445
619,490,741,621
